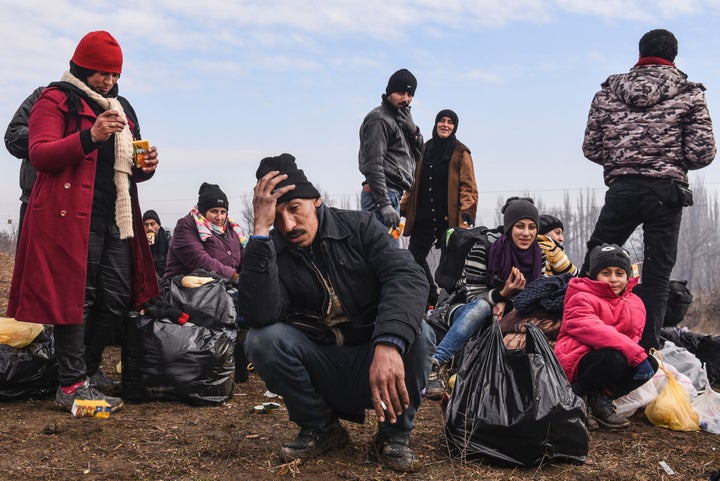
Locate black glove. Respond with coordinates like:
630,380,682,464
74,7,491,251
396,107,418,135
462,214,475,227
380,204,400,229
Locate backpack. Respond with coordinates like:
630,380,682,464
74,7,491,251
434,225,503,290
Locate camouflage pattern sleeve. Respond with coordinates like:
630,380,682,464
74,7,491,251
682,90,716,171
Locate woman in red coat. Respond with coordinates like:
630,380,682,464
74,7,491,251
7,31,160,412
555,244,657,429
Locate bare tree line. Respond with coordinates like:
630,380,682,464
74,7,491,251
182,180,720,295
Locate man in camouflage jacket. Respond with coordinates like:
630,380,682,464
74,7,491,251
581,29,716,350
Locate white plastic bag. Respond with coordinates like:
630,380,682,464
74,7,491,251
659,340,708,392
690,370,720,434
614,379,659,416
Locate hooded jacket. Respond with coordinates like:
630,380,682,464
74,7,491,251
583,64,715,185
554,276,648,384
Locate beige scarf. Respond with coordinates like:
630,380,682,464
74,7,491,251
60,71,134,239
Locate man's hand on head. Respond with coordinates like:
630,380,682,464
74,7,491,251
369,343,409,424
252,171,295,236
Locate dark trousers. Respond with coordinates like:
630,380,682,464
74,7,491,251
245,321,435,436
16,202,28,247
573,349,658,399
581,177,683,350
55,224,132,386
407,219,447,307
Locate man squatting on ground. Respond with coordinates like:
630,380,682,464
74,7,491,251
239,153,434,472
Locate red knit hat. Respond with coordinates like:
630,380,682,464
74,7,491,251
71,31,123,74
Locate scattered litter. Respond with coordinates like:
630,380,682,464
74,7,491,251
71,400,111,418
659,460,675,475
253,402,281,413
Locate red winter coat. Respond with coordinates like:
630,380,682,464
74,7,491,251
7,86,159,325
554,276,648,384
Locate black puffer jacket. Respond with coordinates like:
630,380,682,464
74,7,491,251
239,205,428,347
4,87,44,202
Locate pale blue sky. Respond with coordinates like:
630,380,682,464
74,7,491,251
1,0,719,232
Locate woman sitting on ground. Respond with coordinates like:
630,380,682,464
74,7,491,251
425,197,545,399
537,214,579,277
162,182,246,285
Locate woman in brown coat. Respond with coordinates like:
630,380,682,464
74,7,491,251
400,109,478,307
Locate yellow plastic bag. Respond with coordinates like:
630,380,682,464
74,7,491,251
0,317,44,348
644,351,700,431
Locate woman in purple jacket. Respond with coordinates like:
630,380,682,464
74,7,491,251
162,182,246,285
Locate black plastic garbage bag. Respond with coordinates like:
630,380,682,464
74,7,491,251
164,274,236,330
445,321,588,467
122,313,235,405
661,327,720,384
0,327,58,401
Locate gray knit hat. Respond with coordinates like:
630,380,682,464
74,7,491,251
589,243,632,279
501,197,539,233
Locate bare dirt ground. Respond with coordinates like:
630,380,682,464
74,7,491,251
0,252,718,481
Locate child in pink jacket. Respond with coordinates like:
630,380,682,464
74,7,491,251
555,244,657,429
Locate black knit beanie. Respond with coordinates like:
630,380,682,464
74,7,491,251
589,243,632,279
142,209,161,226
385,68,417,96
539,214,563,235
255,153,321,204
197,182,229,215
501,197,539,233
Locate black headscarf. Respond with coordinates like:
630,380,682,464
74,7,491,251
422,109,459,166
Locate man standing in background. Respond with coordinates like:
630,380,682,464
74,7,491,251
4,87,44,238
581,29,716,350
359,69,423,230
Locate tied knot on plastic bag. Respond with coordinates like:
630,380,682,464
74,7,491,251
644,350,700,431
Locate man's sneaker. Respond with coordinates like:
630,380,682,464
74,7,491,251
425,358,447,400
89,369,121,395
55,379,123,413
371,432,418,472
278,418,350,462
588,392,629,429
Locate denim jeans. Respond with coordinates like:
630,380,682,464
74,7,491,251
581,176,683,350
245,321,435,436
433,297,492,365
361,188,402,247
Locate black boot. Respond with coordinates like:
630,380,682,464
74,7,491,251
588,392,629,429
278,418,350,462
